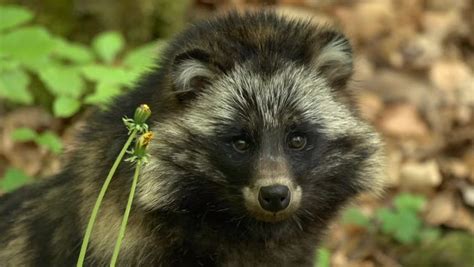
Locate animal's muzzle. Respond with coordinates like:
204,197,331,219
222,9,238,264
258,184,291,212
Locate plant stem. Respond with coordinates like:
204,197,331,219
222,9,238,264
110,160,143,267
77,130,137,267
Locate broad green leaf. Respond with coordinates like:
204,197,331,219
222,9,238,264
122,69,146,86
36,131,63,154
0,26,55,63
315,248,331,267
11,127,38,141
53,38,94,63
0,6,33,31
0,68,32,104
377,207,423,245
0,58,20,71
394,193,426,213
84,82,121,105
0,167,32,192
123,42,158,69
376,208,399,234
81,64,132,85
38,66,84,98
342,208,370,228
53,96,81,118
21,56,54,73
393,209,422,244
121,41,164,84
92,31,124,64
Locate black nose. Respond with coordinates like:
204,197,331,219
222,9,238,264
258,185,291,212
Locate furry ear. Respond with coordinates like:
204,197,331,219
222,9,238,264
171,49,216,102
312,31,353,90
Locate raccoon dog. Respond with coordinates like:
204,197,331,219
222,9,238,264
0,11,384,266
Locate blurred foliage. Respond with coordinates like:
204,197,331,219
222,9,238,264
343,193,441,245
402,231,474,267
0,167,32,192
0,4,165,168
1,0,191,44
314,248,331,267
0,5,163,115
11,127,63,154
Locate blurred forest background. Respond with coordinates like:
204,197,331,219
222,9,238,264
0,0,473,266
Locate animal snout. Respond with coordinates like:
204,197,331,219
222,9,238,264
258,185,291,212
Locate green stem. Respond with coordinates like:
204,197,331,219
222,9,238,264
110,160,143,267
77,130,137,267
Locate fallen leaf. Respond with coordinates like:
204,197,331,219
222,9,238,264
378,103,430,138
400,160,442,188
357,91,383,122
429,60,472,92
425,192,456,225
459,182,474,208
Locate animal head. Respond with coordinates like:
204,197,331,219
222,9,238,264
137,12,384,227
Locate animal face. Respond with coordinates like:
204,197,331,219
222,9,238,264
138,64,380,224
135,12,384,228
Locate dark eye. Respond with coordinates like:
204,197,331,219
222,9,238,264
232,138,250,152
288,135,306,150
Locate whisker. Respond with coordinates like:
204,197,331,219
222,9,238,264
292,216,303,231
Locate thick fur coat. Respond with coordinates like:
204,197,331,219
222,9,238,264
0,11,384,266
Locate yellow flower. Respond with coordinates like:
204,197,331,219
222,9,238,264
137,131,153,149
128,131,154,162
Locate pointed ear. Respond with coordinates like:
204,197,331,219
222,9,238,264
171,49,216,103
312,31,353,90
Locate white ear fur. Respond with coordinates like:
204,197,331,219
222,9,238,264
312,35,353,88
314,38,352,68
174,59,214,94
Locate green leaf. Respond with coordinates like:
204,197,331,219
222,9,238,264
21,56,55,73
122,41,164,85
376,208,399,234
123,42,158,69
0,167,32,192
394,193,426,213
53,96,81,118
9,128,62,154
342,207,370,228
0,58,20,71
393,209,422,244
53,38,94,63
11,127,38,141
0,6,33,31
81,64,132,85
315,248,331,267
84,82,121,105
0,26,55,64
121,69,142,86
377,207,423,245
92,31,124,64
0,68,32,104
36,131,63,154
38,66,85,98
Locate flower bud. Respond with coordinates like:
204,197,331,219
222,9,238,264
137,131,153,149
133,131,153,160
133,104,151,125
